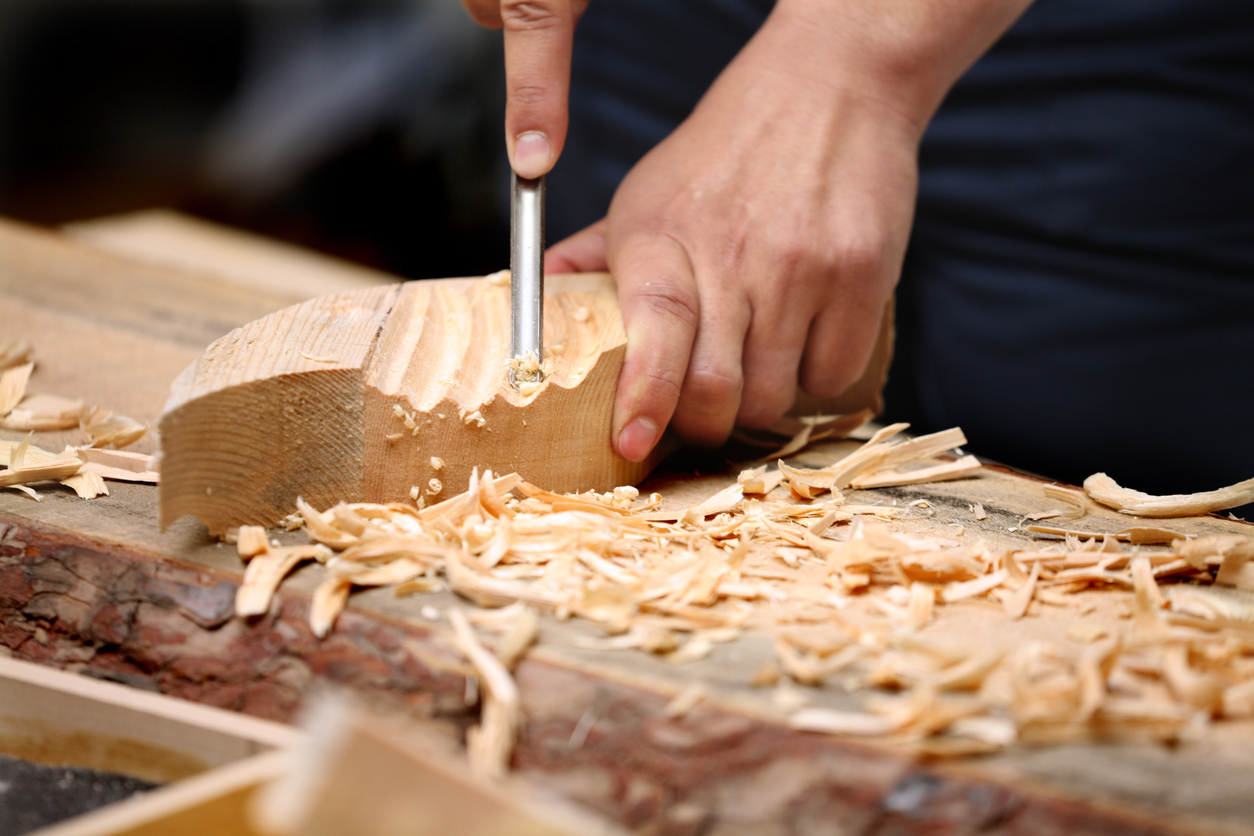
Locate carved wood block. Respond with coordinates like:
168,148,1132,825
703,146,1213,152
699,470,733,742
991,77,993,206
159,273,660,533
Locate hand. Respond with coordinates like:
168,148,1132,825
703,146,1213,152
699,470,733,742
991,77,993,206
548,0,1033,462
459,0,589,178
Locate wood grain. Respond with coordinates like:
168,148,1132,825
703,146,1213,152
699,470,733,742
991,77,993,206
159,274,662,533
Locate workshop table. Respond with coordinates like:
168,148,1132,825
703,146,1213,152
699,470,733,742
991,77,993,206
3,214,1253,836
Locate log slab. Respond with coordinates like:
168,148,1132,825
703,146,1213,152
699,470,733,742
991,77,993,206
2,513,1252,836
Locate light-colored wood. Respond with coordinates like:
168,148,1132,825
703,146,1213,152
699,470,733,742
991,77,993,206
0,655,298,783
64,209,393,306
158,274,662,533
31,749,285,836
250,697,620,836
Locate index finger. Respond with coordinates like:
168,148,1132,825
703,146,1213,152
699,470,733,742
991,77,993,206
501,0,580,178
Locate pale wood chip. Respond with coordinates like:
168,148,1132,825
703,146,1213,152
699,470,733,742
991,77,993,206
238,545,328,617
0,393,85,431
0,362,33,416
0,459,83,488
1084,471,1254,517
850,455,983,490
74,447,160,483
665,684,707,718
1161,643,1224,717
1002,560,1041,620
788,707,903,737
738,464,783,496
449,608,522,781
60,468,108,499
79,406,147,448
1043,484,1088,519
495,605,539,669
310,576,353,638
236,525,270,560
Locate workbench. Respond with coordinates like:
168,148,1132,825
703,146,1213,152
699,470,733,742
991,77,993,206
3,213,1253,836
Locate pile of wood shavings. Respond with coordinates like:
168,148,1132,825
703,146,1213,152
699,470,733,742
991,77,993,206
1,341,147,445
231,424,1254,762
1,342,155,500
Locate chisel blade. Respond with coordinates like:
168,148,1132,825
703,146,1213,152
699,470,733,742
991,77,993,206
509,172,545,388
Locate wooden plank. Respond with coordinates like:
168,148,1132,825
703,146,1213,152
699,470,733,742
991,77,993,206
157,274,663,532
63,209,394,305
0,656,296,784
5,215,1254,836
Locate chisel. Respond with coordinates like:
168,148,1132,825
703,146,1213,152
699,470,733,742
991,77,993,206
509,172,545,389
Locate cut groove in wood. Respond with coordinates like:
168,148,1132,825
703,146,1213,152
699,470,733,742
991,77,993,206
159,274,659,533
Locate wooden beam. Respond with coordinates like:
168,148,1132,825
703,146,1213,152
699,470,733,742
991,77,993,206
158,274,663,533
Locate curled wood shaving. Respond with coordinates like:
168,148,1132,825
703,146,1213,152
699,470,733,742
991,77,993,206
1085,472,1254,518
236,526,270,559
310,576,352,638
449,608,522,781
237,545,328,617
60,468,108,499
850,455,982,490
0,393,85,431
79,406,147,449
1043,484,1088,519
0,362,33,416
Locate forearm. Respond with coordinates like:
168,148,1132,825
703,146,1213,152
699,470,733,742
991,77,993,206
755,0,1036,135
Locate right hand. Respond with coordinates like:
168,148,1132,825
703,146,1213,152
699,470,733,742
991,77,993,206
459,0,590,178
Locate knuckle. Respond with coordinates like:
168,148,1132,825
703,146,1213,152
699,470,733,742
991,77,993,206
682,362,742,407
632,283,700,333
507,83,553,110
500,0,564,30
738,382,794,430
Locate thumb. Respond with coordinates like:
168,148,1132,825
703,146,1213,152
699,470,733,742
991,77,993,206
546,219,608,273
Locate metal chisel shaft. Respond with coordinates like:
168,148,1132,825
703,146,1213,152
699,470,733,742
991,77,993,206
510,173,545,376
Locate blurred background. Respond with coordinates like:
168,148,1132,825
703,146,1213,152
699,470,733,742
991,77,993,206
0,0,510,279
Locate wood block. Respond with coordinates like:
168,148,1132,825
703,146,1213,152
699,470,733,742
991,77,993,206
158,273,662,533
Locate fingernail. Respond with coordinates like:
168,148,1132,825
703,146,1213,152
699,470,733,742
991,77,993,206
617,416,660,462
513,131,552,179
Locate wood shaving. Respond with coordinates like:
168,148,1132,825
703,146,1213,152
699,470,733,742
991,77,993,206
0,362,33,416
0,393,85,431
1,436,84,495
74,447,160,483
219,427,1254,766
79,406,147,449
449,608,522,781
1085,472,1254,517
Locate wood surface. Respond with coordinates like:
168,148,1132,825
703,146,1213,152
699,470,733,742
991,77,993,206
0,655,296,784
157,273,664,534
63,208,394,307
5,215,1254,836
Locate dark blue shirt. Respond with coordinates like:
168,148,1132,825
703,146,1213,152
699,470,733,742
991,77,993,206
549,0,1254,498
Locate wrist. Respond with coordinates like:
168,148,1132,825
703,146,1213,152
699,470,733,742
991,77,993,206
762,0,1034,133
